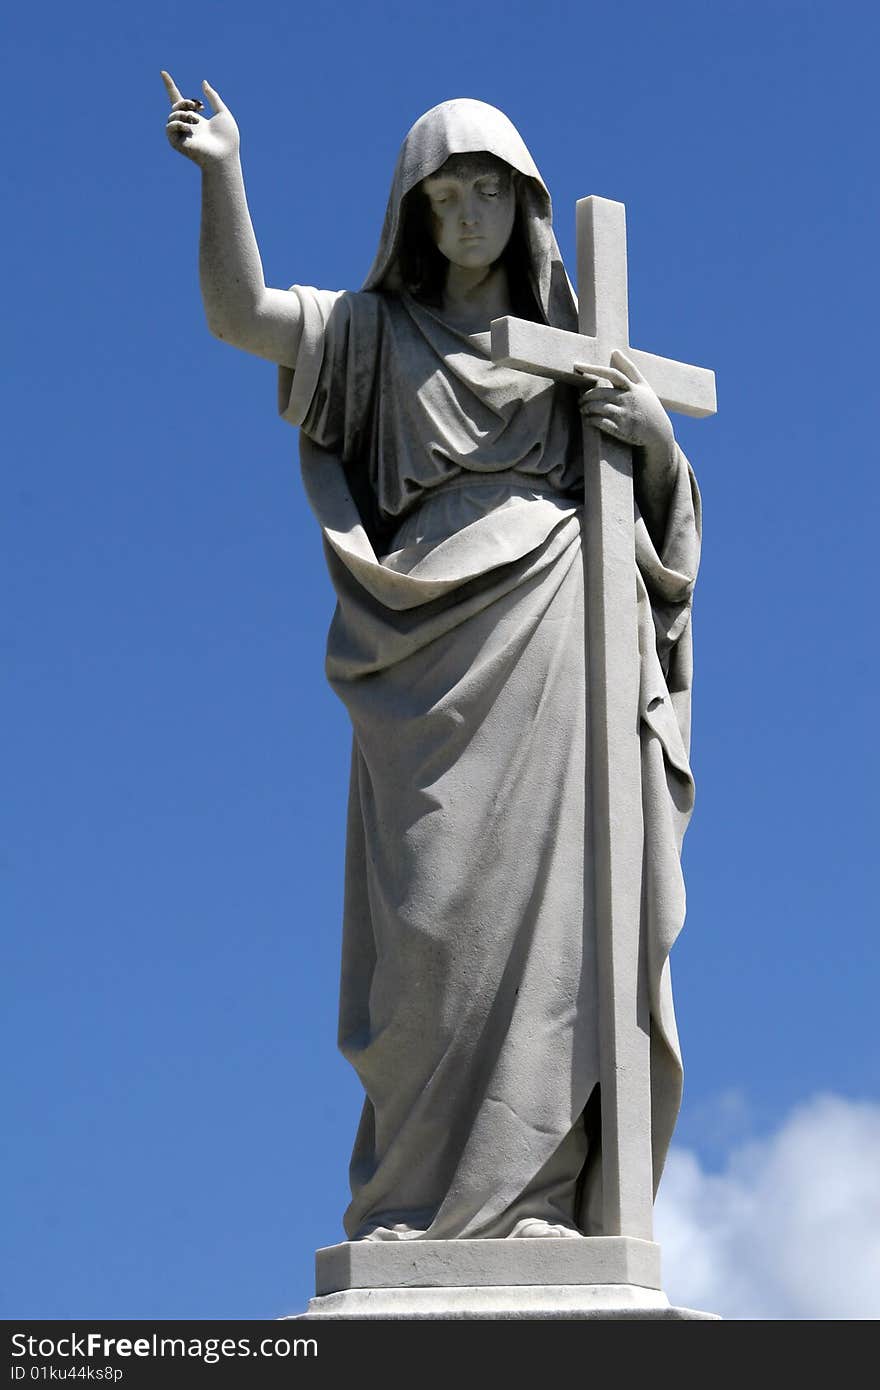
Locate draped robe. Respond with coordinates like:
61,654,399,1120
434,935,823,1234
278,100,701,1241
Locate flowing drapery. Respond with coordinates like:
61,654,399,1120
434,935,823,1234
280,279,700,1238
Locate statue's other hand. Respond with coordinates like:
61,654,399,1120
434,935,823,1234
576,351,673,452
162,72,240,168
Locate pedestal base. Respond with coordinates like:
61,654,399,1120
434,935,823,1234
289,1239,720,1321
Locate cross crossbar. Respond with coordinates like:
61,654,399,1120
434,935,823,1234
490,317,716,417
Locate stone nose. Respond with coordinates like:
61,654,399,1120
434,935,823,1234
458,191,479,226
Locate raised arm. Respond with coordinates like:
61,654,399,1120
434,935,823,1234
162,71,303,366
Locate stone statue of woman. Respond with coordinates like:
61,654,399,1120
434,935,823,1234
162,74,701,1243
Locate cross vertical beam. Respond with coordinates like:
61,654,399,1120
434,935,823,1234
577,194,629,343
578,198,653,1239
490,194,715,1241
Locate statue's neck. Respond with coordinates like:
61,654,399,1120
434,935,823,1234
439,264,513,335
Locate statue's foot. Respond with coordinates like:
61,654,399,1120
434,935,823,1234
358,1223,426,1241
508,1218,583,1238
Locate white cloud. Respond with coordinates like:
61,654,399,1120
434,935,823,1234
654,1093,880,1319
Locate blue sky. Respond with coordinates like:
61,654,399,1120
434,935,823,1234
4,0,878,1320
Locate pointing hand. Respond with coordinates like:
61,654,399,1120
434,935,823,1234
162,71,240,168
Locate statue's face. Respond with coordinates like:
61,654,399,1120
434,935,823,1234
421,154,516,271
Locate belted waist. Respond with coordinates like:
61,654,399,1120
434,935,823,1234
384,470,580,555
416,469,574,503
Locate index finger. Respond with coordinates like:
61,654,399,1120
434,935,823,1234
572,361,632,391
161,70,183,105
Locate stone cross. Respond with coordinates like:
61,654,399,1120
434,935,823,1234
491,197,716,1241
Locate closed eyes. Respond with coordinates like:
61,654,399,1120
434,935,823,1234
426,182,506,206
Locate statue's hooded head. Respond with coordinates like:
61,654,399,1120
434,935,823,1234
363,99,577,332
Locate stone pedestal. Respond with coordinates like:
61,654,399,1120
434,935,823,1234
292,1239,720,1320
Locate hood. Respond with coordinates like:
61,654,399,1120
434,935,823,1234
362,98,577,331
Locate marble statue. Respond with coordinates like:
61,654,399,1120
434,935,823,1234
162,75,706,1247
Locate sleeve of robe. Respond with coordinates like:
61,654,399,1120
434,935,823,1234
277,286,381,451
278,285,393,546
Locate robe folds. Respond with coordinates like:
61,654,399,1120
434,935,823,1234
280,281,701,1240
